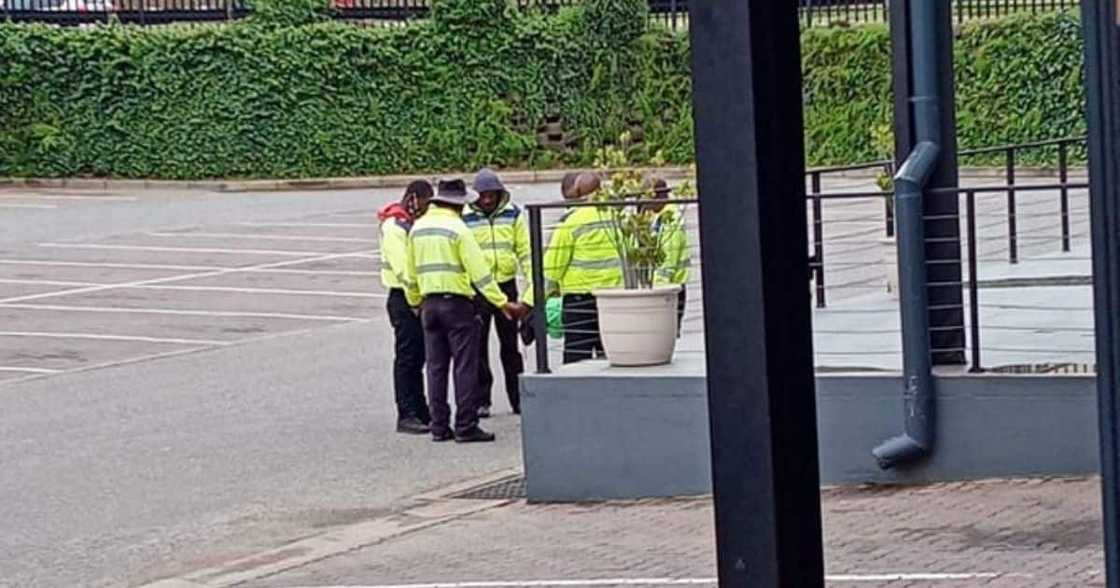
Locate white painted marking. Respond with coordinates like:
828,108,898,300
0,277,383,298
127,284,384,298
0,366,61,374
0,250,377,304
239,221,377,228
0,203,57,209
0,259,377,276
0,259,229,271
146,231,377,244
0,331,228,346
294,573,1017,588
0,194,137,202
249,268,379,277
0,303,365,322
36,243,344,257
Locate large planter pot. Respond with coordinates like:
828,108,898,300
593,285,682,367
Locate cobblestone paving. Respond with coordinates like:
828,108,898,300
253,477,1105,588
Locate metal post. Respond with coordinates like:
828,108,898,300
891,0,965,367
1060,141,1072,252
1007,147,1019,264
811,172,826,308
690,1,825,585
1082,0,1120,584
966,190,983,372
528,206,550,375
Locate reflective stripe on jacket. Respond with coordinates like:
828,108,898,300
405,206,509,308
654,207,690,286
462,199,534,305
380,218,414,290
542,205,623,296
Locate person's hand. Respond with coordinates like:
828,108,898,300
502,301,528,321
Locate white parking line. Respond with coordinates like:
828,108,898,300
239,222,378,228
0,259,378,276
0,331,229,346
146,232,378,244
0,278,383,298
36,243,351,257
128,284,384,298
0,203,57,209
0,303,368,322
0,194,138,202
0,366,62,374
0,250,378,305
286,573,1018,588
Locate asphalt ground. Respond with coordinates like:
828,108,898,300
0,183,569,587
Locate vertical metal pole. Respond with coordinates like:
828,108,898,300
966,190,983,373
690,1,825,586
811,172,826,308
1060,141,1072,252
528,206,550,375
885,162,896,237
1007,147,1019,264
1082,0,1120,584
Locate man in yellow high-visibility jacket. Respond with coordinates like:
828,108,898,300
379,180,434,435
406,179,526,443
464,169,532,416
648,178,691,332
543,172,623,364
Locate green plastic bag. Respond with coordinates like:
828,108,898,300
546,297,564,339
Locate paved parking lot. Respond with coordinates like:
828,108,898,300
0,207,392,383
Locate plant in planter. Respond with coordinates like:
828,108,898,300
589,135,695,366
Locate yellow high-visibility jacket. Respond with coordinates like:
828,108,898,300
542,205,623,296
654,206,691,287
405,206,509,309
380,216,415,291
462,198,534,306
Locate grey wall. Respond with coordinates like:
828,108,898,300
521,362,1099,502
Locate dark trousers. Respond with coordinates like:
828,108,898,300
387,289,429,423
677,286,687,334
477,280,523,412
421,295,482,435
562,293,603,364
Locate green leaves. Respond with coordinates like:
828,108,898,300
0,7,1089,179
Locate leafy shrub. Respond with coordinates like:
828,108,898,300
0,7,1088,179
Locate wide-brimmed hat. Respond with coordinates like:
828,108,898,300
431,179,475,205
472,168,509,197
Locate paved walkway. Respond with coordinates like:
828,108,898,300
243,476,1105,588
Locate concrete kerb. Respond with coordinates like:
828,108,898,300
136,468,522,588
0,166,1087,194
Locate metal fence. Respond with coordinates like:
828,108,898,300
0,0,1078,28
0,0,248,25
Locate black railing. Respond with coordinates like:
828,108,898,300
0,0,1077,28
806,135,1087,308
1,0,249,25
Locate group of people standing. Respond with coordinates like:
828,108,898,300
378,169,689,444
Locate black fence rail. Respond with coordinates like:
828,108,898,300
1,0,1077,28
807,135,1087,308
799,0,1078,27
1,0,248,25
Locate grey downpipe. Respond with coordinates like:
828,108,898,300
872,0,942,470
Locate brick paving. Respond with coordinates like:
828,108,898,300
250,476,1105,588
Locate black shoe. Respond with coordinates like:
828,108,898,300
432,429,454,443
512,406,521,415
455,426,496,443
477,406,492,419
397,417,431,435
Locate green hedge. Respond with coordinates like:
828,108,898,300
0,6,1087,179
